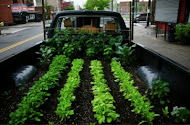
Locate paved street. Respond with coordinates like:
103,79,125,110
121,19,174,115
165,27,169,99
0,22,43,62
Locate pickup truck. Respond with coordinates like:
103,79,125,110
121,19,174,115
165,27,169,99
0,10,190,124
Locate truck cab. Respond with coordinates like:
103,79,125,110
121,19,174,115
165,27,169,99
47,10,129,41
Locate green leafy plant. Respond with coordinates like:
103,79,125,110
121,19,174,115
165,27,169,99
62,41,81,58
103,45,114,59
110,60,159,124
48,121,55,125
86,47,97,58
171,106,190,123
162,106,169,118
85,33,105,58
90,60,120,124
44,29,137,62
9,55,70,124
149,79,170,105
38,45,55,65
44,29,72,54
115,43,136,64
175,23,190,44
56,59,84,121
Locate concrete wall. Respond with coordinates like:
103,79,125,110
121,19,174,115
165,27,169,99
0,0,13,25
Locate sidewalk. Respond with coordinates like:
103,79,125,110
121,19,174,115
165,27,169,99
0,22,43,35
133,24,190,70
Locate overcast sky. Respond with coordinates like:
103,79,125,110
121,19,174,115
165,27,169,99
63,0,128,8
64,0,148,8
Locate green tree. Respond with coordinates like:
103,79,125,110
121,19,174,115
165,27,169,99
64,5,74,10
45,0,51,19
84,0,110,10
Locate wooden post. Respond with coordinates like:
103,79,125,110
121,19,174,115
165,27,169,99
156,22,158,38
135,0,137,16
111,0,113,11
151,0,155,25
129,2,132,45
164,22,167,41
42,0,46,40
146,0,151,27
132,0,134,40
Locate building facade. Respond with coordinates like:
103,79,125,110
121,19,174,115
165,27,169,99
61,1,74,11
119,1,148,15
46,0,60,12
0,0,13,25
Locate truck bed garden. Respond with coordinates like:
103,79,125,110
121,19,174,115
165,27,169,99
0,31,190,124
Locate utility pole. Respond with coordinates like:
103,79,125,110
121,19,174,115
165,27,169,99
132,0,134,40
151,0,155,25
42,0,46,40
146,0,151,27
136,0,137,16
129,2,132,45
111,0,113,11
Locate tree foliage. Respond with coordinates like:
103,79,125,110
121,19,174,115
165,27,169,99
45,0,51,19
84,0,110,10
64,5,74,10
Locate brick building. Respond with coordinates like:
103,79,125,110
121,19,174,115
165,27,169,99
119,1,148,15
120,2,129,14
61,1,74,11
0,0,14,25
0,0,34,25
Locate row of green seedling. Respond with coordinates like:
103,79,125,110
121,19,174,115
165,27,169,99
110,60,159,124
90,60,120,124
56,59,84,121
9,55,70,124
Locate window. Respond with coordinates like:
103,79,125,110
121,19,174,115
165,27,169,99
55,15,120,34
56,16,76,31
100,17,120,33
83,17,91,25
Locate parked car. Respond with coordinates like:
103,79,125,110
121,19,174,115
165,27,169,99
134,13,149,23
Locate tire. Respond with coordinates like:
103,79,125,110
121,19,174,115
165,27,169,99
25,18,28,23
21,17,28,24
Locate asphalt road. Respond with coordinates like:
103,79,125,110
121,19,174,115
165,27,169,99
0,22,43,62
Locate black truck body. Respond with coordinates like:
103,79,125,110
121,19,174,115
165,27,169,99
0,10,190,105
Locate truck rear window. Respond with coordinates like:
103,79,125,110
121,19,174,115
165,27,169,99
55,15,121,34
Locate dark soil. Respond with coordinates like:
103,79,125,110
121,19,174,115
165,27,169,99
0,66,48,124
39,64,71,124
101,58,142,124
0,57,189,124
